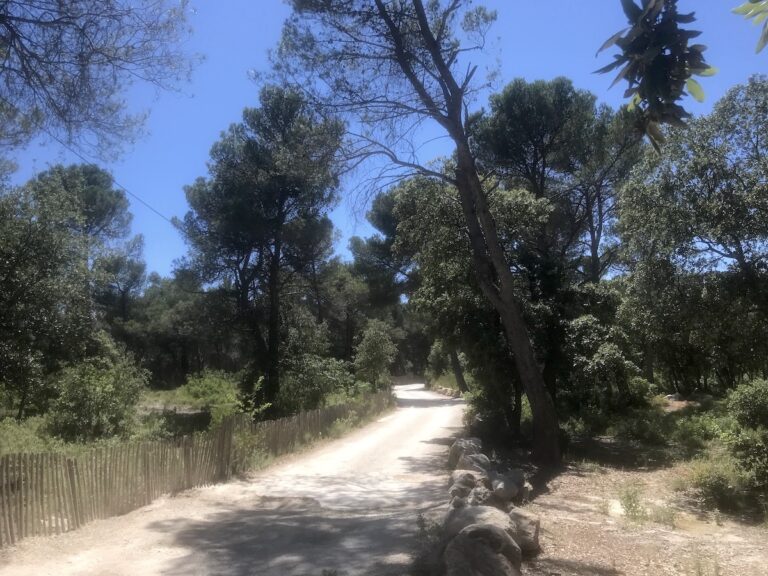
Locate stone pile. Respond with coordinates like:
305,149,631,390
441,437,539,576
433,386,463,398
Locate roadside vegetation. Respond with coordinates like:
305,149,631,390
1,0,766,541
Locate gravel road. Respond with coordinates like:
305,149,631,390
0,384,464,576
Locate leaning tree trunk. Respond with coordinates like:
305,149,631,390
453,139,561,465
379,0,561,464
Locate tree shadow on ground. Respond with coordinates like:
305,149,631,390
395,396,463,409
565,436,673,470
145,434,461,575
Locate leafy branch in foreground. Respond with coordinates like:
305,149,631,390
734,1,768,53
597,0,716,150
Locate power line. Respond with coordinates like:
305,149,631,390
42,131,182,231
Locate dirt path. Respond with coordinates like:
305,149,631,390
522,462,768,576
0,384,464,576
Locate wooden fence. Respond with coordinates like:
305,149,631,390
0,391,392,548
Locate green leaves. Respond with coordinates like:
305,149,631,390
598,0,715,147
686,78,706,102
733,0,768,52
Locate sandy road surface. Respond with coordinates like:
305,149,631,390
0,384,464,576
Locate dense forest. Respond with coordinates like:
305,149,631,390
1,0,767,514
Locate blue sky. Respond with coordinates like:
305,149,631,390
9,1,766,276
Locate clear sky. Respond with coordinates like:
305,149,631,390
9,1,766,277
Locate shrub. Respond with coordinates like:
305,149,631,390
726,427,768,490
279,356,354,413
0,416,62,455
609,406,670,446
182,370,239,425
728,378,768,429
618,481,647,521
670,415,715,457
426,340,449,381
48,348,147,441
353,320,396,390
688,449,748,509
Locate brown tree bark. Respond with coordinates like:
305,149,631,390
449,347,469,393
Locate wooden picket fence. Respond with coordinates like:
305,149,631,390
0,391,392,548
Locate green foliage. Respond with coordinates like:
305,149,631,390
181,370,239,425
618,481,647,522
354,320,396,390
279,356,354,414
733,1,768,53
725,427,768,490
0,184,92,417
609,406,670,446
597,0,714,146
728,378,768,429
426,340,450,381
0,416,62,456
688,449,748,509
0,0,193,153
48,338,148,442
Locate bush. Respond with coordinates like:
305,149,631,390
426,340,450,381
725,427,768,490
669,414,715,457
609,406,670,446
48,348,147,442
0,416,63,455
728,378,768,429
279,356,355,413
688,448,748,509
182,370,239,425
353,320,396,390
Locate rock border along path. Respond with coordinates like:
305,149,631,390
0,384,464,576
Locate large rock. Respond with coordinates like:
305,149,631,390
460,524,522,569
444,528,522,576
508,507,541,554
444,506,512,540
448,437,482,469
445,505,541,555
457,452,492,473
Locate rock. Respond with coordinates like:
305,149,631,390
460,524,522,570
444,530,521,576
451,469,489,489
449,495,467,510
491,478,519,502
448,437,482,469
457,452,492,473
491,470,525,502
468,486,493,506
445,505,541,556
508,507,541,554
449,481,473,499
452,390,462,398
444,505,512,540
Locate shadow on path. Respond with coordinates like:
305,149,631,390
395,396,463,409
147,439,460,575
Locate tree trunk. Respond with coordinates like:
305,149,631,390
449,347,469,393
453,139,561,465
265,238,282,409
512,379,522,438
